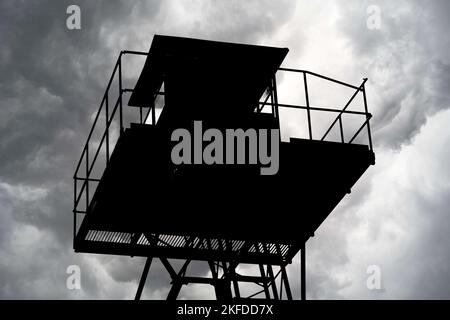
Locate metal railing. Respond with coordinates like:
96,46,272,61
73,51,163,245
73,50,373,245
257,68,373,150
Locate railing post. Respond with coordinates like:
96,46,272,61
74,51,153,243
303,73,312,140
362,79,373,151
85,147,89,215
269,81,275,116
152,105,156,125
73,178,77,248
272,75,281,130
338,115,344,143
105,95,110,165
119,53,123,134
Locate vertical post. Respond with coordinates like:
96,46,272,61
135,257,153,300
301,242,306,300
269,82,275,119
105,96,110,164
303,73,312,140
118,54,123,134
73,178,76,248
85,147,89,214
338,115,344,143
152,105,156,125
362,80,373,151
272,75,281,130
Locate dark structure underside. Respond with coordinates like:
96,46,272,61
75,123,373,265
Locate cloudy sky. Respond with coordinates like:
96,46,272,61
1,0,449,299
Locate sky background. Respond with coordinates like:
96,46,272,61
1,0,450,299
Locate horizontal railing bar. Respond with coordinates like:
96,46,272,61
74,177,101,182
121,50,149,56
123,88,165,96
271,102,368,116
278,68,361,91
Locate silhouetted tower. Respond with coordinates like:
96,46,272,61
73,35,375,300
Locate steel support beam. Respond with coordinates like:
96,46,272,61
135,257,152,300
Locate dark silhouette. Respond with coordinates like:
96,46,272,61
73,35,375,300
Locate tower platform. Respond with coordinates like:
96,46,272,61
74,123,374,265
73,35,375,299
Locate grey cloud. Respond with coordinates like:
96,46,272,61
189,0,297,43
336,0,450,148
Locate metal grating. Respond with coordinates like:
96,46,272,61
80,229,296,264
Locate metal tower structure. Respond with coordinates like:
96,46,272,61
73,35,375,300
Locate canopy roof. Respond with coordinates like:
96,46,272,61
128,35,289,111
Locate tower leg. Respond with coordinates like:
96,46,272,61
167,282,183,301
134,257,295,300
161,258,190,301
214,279,233,300
135,257,153,300
301,242,306,300
225,262,241,299
280,265,293,300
